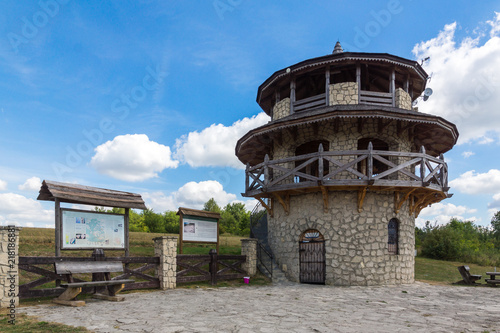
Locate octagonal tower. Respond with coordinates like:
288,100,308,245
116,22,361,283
236,43,458,286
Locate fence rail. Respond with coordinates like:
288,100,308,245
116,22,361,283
18,256,160,299
245,143,448,196
176,251,246,285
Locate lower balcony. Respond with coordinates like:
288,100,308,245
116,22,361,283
244,144,450,217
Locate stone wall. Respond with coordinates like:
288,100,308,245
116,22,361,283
395,88,412,110
272,97,290,121
329,82,358,105
241,238,257,276
0,226,20,309
268,192,414,286
154,236,177,290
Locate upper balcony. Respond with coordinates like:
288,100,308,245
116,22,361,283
243,143,451,217
256,45,428,120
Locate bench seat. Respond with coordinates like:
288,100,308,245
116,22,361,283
485,279,500,286
53,261,133,307
61,279,134,288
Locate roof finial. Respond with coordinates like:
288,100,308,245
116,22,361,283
332,41,343,54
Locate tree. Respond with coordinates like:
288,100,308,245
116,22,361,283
492,211,500,238
143,209,165,233
203,198,221,213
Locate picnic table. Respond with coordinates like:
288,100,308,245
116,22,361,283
485,272,500,287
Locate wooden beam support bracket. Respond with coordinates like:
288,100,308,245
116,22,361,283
256,197,273,218
274,193,290,215
395,188,417,214
357,187,368,213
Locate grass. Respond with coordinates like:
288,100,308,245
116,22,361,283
415,256,497,286
0,313,90,332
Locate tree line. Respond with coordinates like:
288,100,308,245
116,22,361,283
416,211,500,266
95,198,252,236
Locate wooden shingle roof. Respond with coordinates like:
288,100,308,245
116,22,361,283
37,180,147,209
177,207,221,219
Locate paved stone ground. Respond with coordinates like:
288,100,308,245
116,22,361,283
19,282,500,332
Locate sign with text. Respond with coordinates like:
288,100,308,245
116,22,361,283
61,209,125,250
182,216,218,243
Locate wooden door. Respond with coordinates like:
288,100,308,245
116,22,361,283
299,229,325,284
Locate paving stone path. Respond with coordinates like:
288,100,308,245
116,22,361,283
19,282,500,332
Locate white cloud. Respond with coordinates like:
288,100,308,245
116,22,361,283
0,179,7,191
416,202,478,228
90,134,178,182
413,16,500,144
450,169,500,194
488,193,500,209
174,112,269,169
142,180,250,213
461,151,475,158
0,193,53,227
487,11,500,38
18,176,42,191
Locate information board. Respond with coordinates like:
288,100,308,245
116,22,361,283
61,209,125,250
182,216,218,243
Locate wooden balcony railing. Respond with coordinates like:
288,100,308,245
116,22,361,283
359,90,394,107
244,143,448,197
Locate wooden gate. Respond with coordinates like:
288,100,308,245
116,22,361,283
299,229,325,284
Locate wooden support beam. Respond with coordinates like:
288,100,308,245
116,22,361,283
256,197,273,218
357,117,367,133
290,78,296,114
378,119,393,133
274,193,290,215
358,187,368,213
333,118,340,133
321,186,329,213
395,188,416,214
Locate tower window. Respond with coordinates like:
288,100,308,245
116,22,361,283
388,218,399,255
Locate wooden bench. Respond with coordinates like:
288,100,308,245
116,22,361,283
53,261,134,307
457,265,481,285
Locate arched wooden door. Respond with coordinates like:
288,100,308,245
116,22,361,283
299,229,325,284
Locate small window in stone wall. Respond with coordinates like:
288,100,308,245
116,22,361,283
388,218,399,255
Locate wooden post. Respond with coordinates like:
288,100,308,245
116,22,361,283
209,249,218,286
439,153,445,186
290,78,296,114
420,146,426,183
356,63,361,100
264,154,270,187
318,143,324,182
390,68,396,107
367,141,373,180
245,163,250,192
124,208,130,257
179,213,184,254
404,74,409,93
55,198,61,257
325,67,330,106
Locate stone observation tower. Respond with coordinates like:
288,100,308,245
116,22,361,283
235,42,458,286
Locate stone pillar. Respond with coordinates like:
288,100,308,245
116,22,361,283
241,238,258,276
1,226,21,309
153,236,177,290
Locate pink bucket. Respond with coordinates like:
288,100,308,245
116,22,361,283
243,277,250,284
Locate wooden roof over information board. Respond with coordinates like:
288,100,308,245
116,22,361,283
37,180,147,209
177,207,221,219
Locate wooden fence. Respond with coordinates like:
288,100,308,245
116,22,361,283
18,256,160,299
177,250,247,285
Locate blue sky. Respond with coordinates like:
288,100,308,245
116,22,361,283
1,0,500,228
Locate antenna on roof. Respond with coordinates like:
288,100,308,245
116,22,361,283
420,57,430,65
423,88,433,101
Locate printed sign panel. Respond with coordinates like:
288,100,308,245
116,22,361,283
61,209,125,249
182,216,217,243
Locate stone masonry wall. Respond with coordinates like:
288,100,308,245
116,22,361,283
154,236,177,290
0,226,20,309
268,192,415,286
329,82,358,105
395,88,412,110
241,238,258,276
272,97,290,121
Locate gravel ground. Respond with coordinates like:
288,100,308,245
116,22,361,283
19,282,500,332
